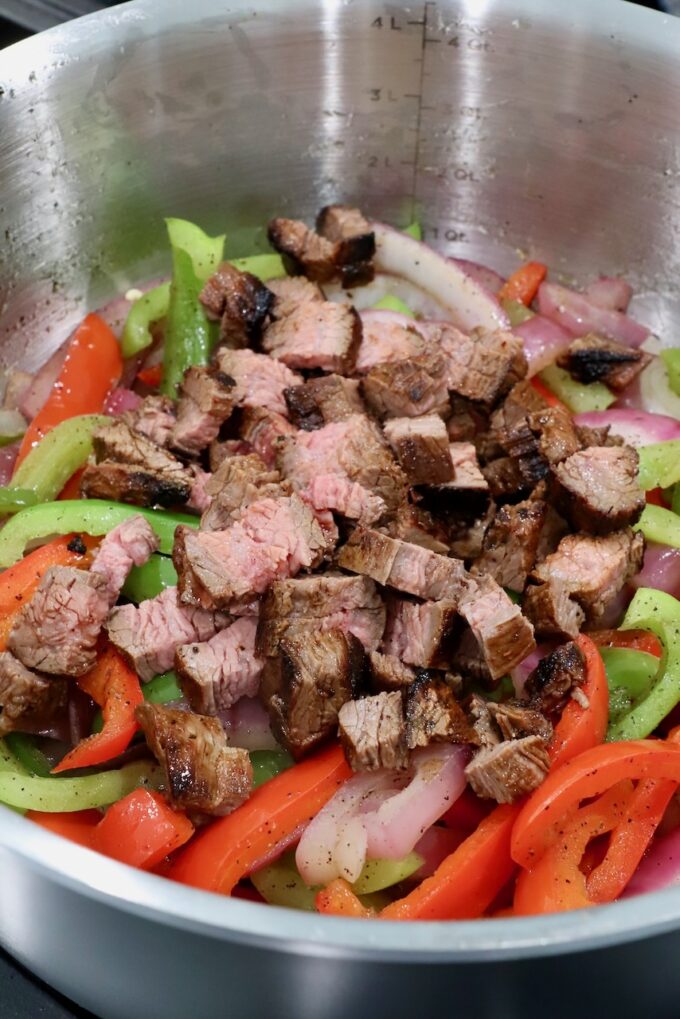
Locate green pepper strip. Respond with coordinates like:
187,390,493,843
501,298,535,327
634,504,680,550
1,415,110,512
539,364,615,413
606,587,680,741
0,488,37,513
250,749,294,789
661,349,680,398
352,852,423,894
165,218,226,284
122,554,178,603
4,733,53,777
372,294,415,318
251,851,319,911
638,441,680,491
600,646,660,725
162,246,215,398
121,282,171,359
0,499,198,568
403,222,422,241
229,253,286,281
0,745,162,811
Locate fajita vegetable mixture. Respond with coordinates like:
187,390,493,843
1,206,680,919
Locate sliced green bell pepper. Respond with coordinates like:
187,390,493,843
165,218,226,285
250,749,294,789
121,282,171,359
122,554,178,603
403,222,422,241
0,488,37,513
661,349,680,397
539,364,615,413
162,246,215,398
352,852,423,894
0,499,198,568
229,253,286,281
606,588,680,741
501,298,535,327
372,294,415,318
4,733,53,778
634,504,680,550
600,646,660,724
251,851,319,911
637,441,680,491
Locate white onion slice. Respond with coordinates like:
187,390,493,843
449,257,505,295
584,276,633,313
538,282,649,348
574,409,680,447
513,314,573,377
324,272,451,319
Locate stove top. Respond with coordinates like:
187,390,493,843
0,947,93,1017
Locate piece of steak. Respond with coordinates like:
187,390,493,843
446,503,496,561
267,218,338,282
554,445,645,533
383,415,454,486
9,567,111,676
527,405,581,466
456,575,536,680
215,348,301,417
361,352,451,419
420,443,490,516
239,406,297,469
267,276,324,319
176,617,264,714
465,734,550,803
257,574,386,654
173,494,331,610
470,498,546,592
487,701,553,742
0,651,67,737
367,651,418,693
338,690,408,771
136,703,253,815
355,311,427,374
481,455,529,502
558,334,652,392
106,586,228,681
382,597,459,669
90,514,159,602
199,261,274,347
92,420,191,480
300,474,386,526
404,674,477,749
387,502,450,555
524,641,586,716
261,301,361,374
261,629,365,760
284,374,365,430
523,578,585,639
122,395,176,448
208,438,254,471
200,454,289,531
171,366,235,456
337,528,468,602
467,693,500,747
268,209,375,286
423,324,527,407
316,204,376,285
80,460,192,508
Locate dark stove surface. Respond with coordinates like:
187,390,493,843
0,948,94,1018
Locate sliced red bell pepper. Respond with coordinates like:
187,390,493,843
0,533,98,651
169,744,351,894
530,376,564,409
316,879,374,918
646,487,669,508
547,634,609,771
137,364,163,388
498,261,547,306
440,786,491,832
511,740,680,870
59,467,85,501
589,628,663,659
15,314,122,469
27,809,100,850
380,803,520,921
52,644,144,772
94,789,194,869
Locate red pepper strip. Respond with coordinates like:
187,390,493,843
511,740,680,870
137,364,163,388
52,645,144,772
15,313,122,469
168,744,351,894
59,467,85,501
0,534,98,651
530,376,564,409
589,628,663,659
646,487,669,508
513,781,634,916
27,809,100,850
380,804,520,921
547,634,609,771
441,786,491,832
498,261,547,306
316,879,374,918
94,790,194,870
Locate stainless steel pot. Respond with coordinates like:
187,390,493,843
1,1,680,1016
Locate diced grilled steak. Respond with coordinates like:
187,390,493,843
267,276,324,319
171,366,235,456
338,690,408,771
388,502,450,555
9,567,111,676
527,405,581,466
316,204,375,284
575,424,624,449
465,735,550,803
421,444,490,517
405,674,477,749
107,586,228,681
215,348,301,417
239,406,297,468
382,597,458,669
367,651,417,693
470,499,546,592
136,703,253,815
267,217,339,282
93,420,189,479
261,629,365,760
200,454,289,531
174,495,330,610
176,617,263,714
122,395,176,448
277,413,407,513
558,334,652,392
262,301,361,374
338,528,467,602
355,312,427,374
425,324,527,407
0,652,67,737
284,373,364,430
456,575,536,680
257,574,386,654
535,503,569,563
554,445,645,533
81,460,192,508
361,352,451,419
523,579,585,639
525,641,586,716
90,514,159,601
199,261,274,347
301,474,386,526
383,415,454,486
490,380,547,440
467,693,500,747
481,456,529,501
208,438,254,471
487,701,553,742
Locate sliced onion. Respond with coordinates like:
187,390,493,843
623,826,680,897
537,282,649,348
0,442,20,486
595,586,631,630
18,341,68,421
639,356,680,420
371,222,509,332
219,696,278,751
104,387,142,417
513,314,573,377
449,258,505,295
324,272,451,319
574,409,680,447
632,542,680,598
584,277,632,313
245,821,307,876
0,409,26,444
